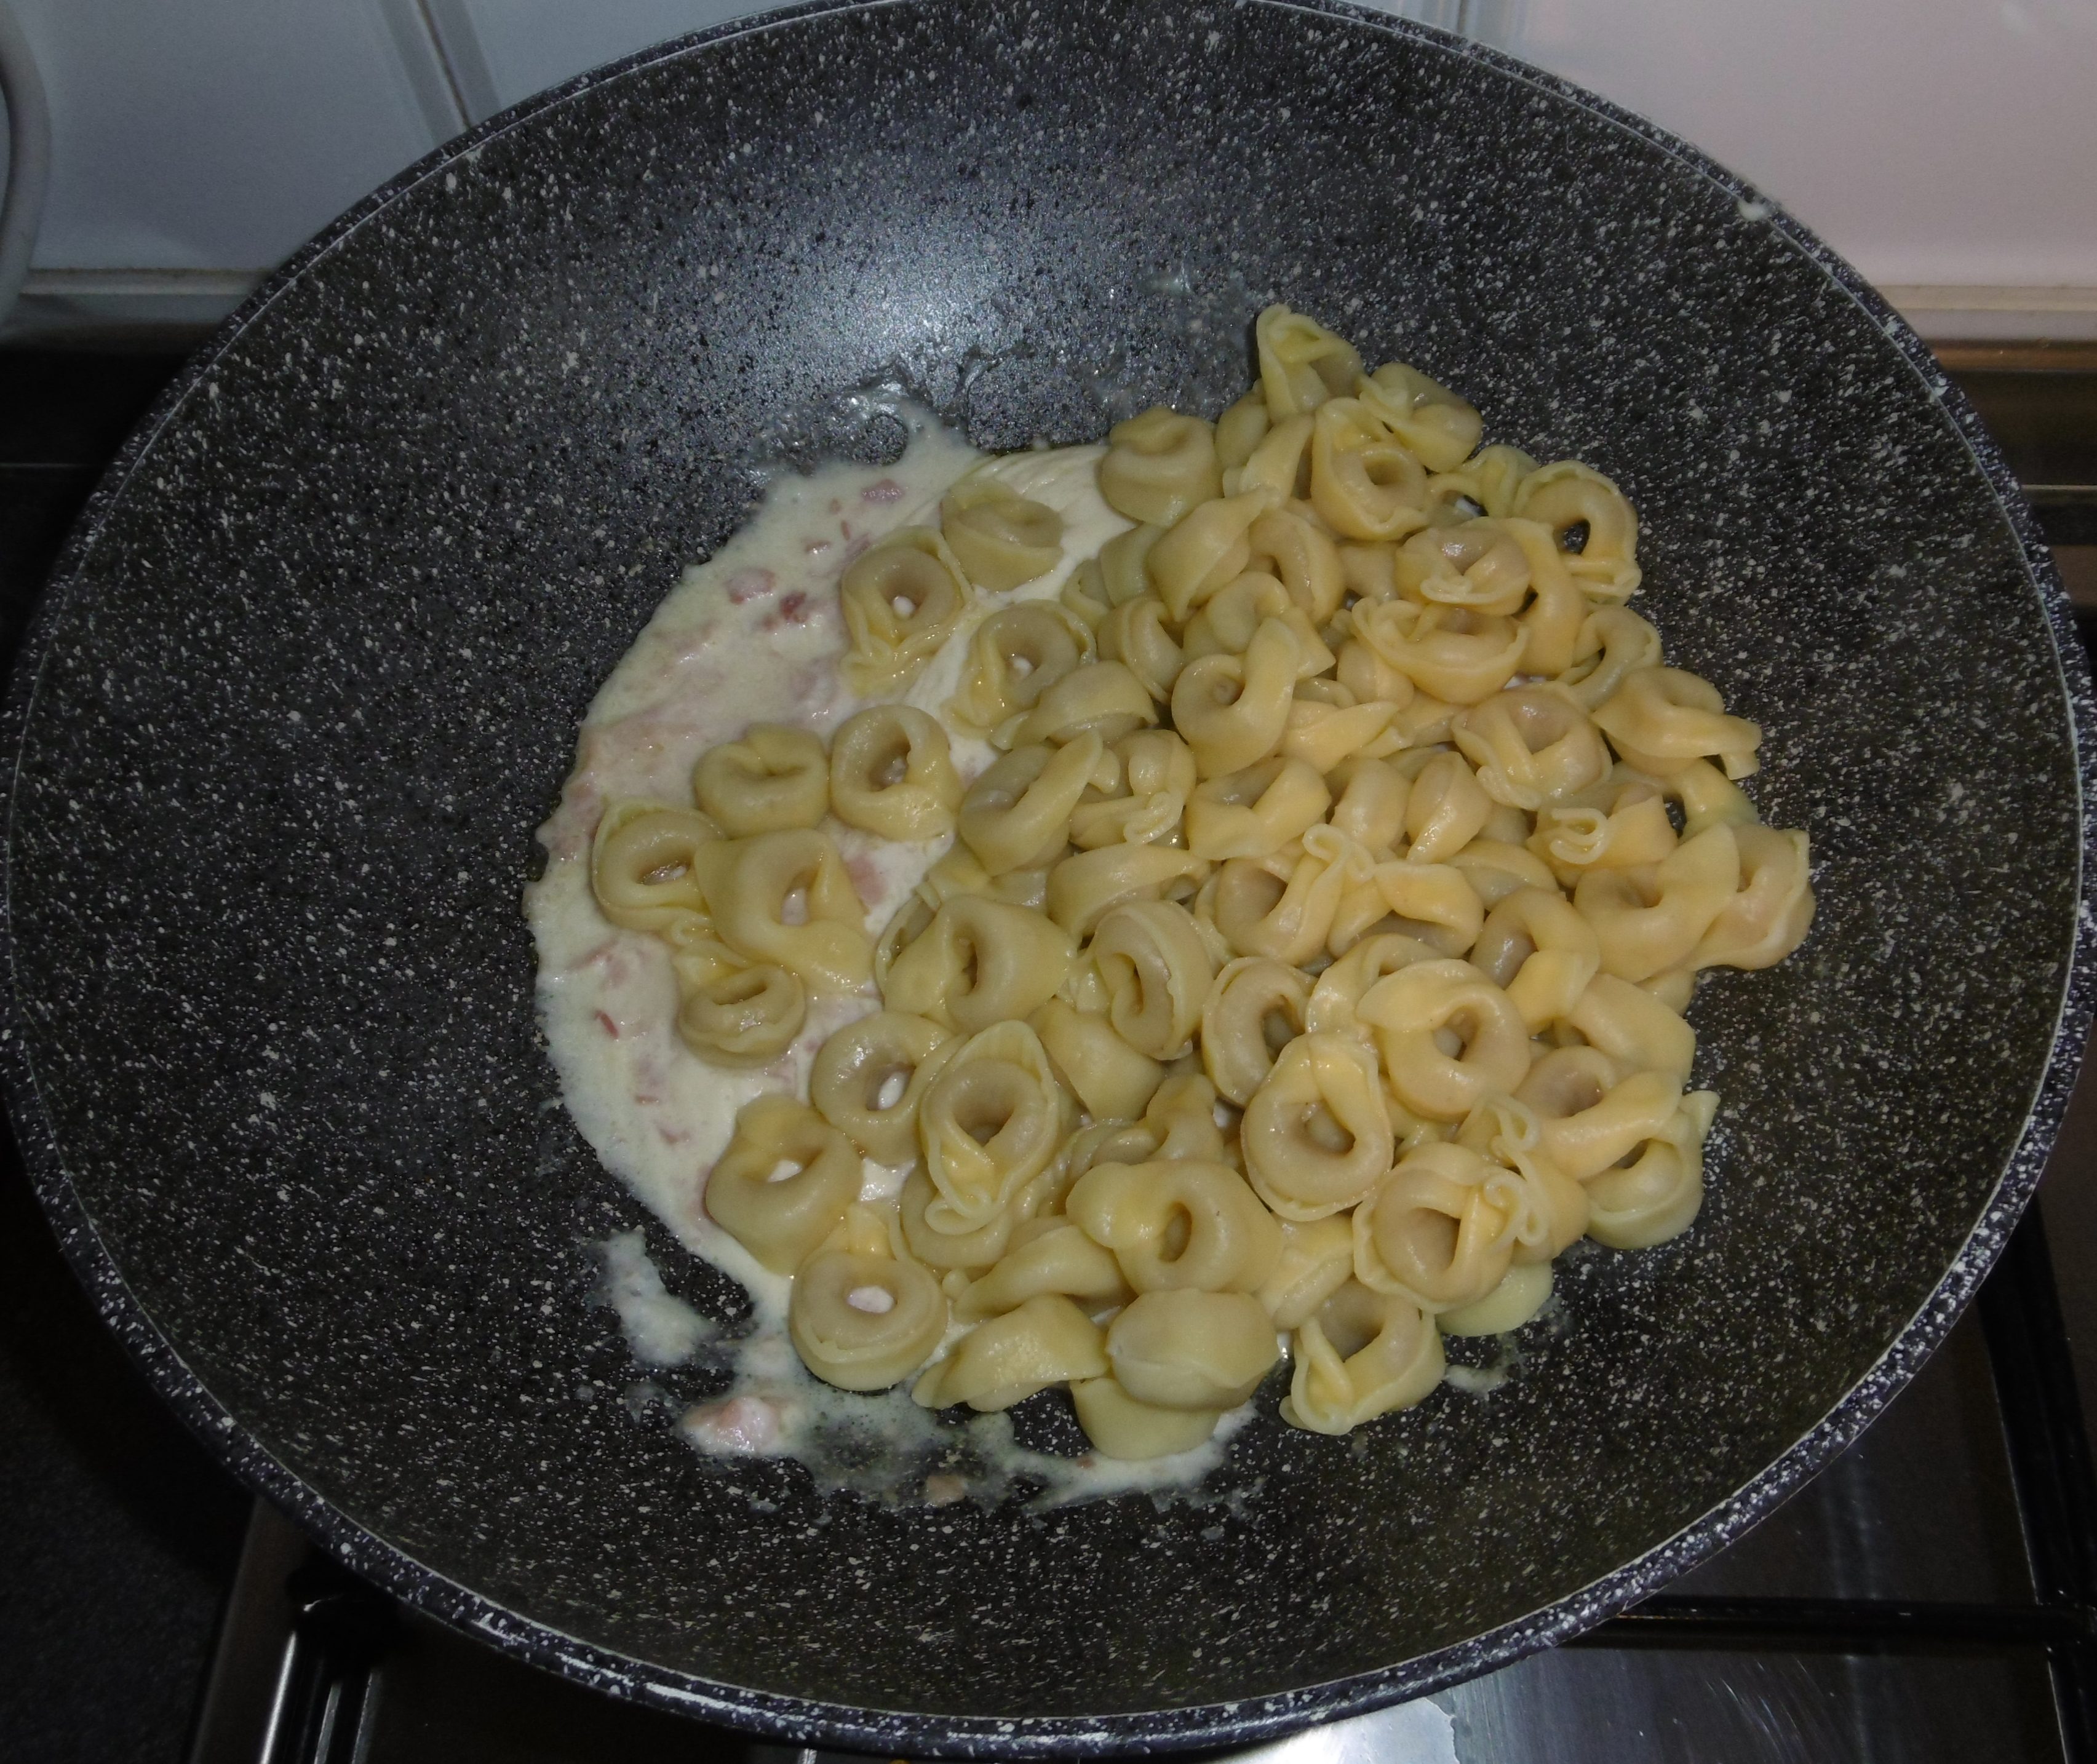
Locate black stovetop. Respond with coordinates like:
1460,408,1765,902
4,346,2097,1764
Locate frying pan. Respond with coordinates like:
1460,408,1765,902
3,0,2091,1752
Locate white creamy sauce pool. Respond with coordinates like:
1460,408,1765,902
528,411,1254,1506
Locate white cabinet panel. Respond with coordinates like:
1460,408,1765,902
437,0,768,117
12,0,445,271
1493,0,2097,290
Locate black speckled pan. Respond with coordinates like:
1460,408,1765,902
2,0,2090,1752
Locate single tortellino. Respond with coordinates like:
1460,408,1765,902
809,1009,955,1163
1257,1213,1358,1332
881,894,1076,1033
1107,1288,1281,1409
1308,397,1430,543
1356,359,1484,474
1070,1376,1224,1460
828,704,962,841
1452,686,1611,811
1423,443,1537,523
1089,899,1217,1061
1403,749,1492,864
1303,931,1439,1041
1201,955,1311,1106
1586,1090,1718,1249
1511,459,1641,597
790,1206,949,1392
1568,972,1697,1079
1187,757,1332,860
1353,1141,1516,1314
1172,618,1303,778
954,1218,1131,1322
704,1094,862,1274
1208,830,1368,967
1358,958,1532,1121
1227,412,1313,501
1099,406,1223,526
1515,1046,1684,1180
1255,303,1364,419
917,1020,1073,1234
1394,519,1530,614
941,472,1065,591
1245,509,1346,626
1070,728,1195,849
1283,1281,1444,1436
1029,996,1167,1122
1096,595,1185,702
898,1165,1031,1272
1455,1094,1590,1265
1574,822,1741,983
698,828,872,993
1592,666,1763,780
1180,571,1332,676
1241,1033,1395,1220
1692,824,1815,971
1066,1158,1282,1295
692,723,829,836
949,603,1092,734
912,1293,1107,1411
998,661,1158,749
1469,886,1604,1031
838,526,973,694
671,939,806,1067
1147,489,1278,621
958,734,1105,875
1436,1261,1555,1338
1528,773,1679,884
1280,680,1401,774
1330,856,1484,959
1352,599,1529,705
1046,840,1208,940
591,800,718,938
1214,388,1271,471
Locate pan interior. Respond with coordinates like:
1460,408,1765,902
2,0,2078,1730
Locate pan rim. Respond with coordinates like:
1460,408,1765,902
1,0,2090,1751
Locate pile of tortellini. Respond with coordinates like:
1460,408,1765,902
589,306,1815,1461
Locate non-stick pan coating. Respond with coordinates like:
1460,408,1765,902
2,0,2090,1752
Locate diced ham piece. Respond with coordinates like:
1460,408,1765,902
682,1394,785,1455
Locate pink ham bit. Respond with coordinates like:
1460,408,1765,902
682,1394,784,1455
861,479,905,504
727,568,776,605
596,1011,620,1039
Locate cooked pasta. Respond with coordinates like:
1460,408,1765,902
561,306,1816,1474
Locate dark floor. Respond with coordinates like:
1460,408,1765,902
0,344,2094,1764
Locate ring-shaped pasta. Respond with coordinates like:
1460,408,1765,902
591,801,718,937
917,1020,1073,1234
1147,488,1278,621
828,704,962,842
897,1165,1029,1271
1574,822,1741,982
704,1094,862,1274
1527,774,1678,883
1096,595,1186,702
1180,571,1334,677
1046,840,1209,939
672,941,807,1067
1201,955,1313,1106
1214,388,1271,473
1512,459,1641,598
1090,899,1217,1061
1447,839,1561,910
948,603,1091,734
1326,755,1409,856
1098,522,1163,607
1241,1032,1395,1220
700,828,871,993
1585,1090,1717,1248
1353,1141,1516,1313
1422,443,1538,524
1593,666,1763,781
809,1010,955,1163
1357,958,1532,1121
1187,757,1332,860
1280,680,1400,773
1356,359,1484,473
1070,728,1194,850
940,474,1065,592
955,1219,1131,1322
1029,995,1167,1122
1099,406,1222,526
1352,599,1529,705
1335,635,1419,711
1330,858,1485,959
1246,508,1346,625
1172,617,1302,778
958,734,1104,875
838,526,973,694
1308,397,1430,542
1067,1158,1282,1295
1211,833,1364,967
1454,1095,1590,1264
1225,411,1314,501
1567,972,1697,1079
1452,686,1611,811
1692,825,1814,971
1283,1281,1445,1435
1394,519,1532,616
1515,1046,1685,1180
789,1242,949,1392
1560,607,1663,710
1502,517,1588,676
1108,1288,1281,1410
1256,303,1363,419
881,894,1076,1033
692,723,829,836
1071,1377,1224,1460
1469,885,1604,1031
912,1293,1108,1412
998,661,1158,750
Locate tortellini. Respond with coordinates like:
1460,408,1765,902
581,306,1816,1464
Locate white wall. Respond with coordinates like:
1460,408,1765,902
5,0,2095,338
